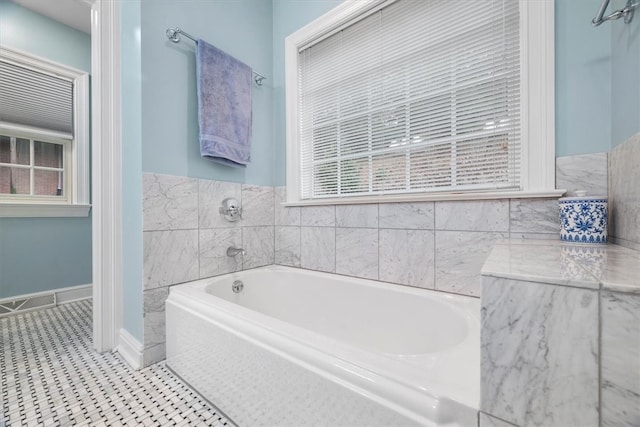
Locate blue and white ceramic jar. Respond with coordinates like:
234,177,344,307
559,192,608,244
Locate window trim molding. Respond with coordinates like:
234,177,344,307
0,46,91,213
284,0,558,204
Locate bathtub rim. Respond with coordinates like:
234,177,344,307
167,265,479,425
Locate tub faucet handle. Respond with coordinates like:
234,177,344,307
227,246,246,257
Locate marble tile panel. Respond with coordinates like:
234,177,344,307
335,204,378,228
479,412,517,427
556,152,608,197
379,229,434,288
336,228,378,280
300,206,335,227
274,186,300,226
143,287,168,314
242,184,274,227
143,230,199,289
300,227,335,272
143,173,198,231
609,133,640,248
508,232,557,241
435,200,509,232
509,198,560,234
275,226,301,267
481,276,599,427
436,231,507,296
242,226,275,269
378,202,434,229
143,343,166,367
199,228,242,278
198,179,242,229
601,291,640,427
483,240,600,289
144,311,166,349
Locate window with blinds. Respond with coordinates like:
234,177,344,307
0,47,90,213
296,0,521,200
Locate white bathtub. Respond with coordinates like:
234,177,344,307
166,266,480,427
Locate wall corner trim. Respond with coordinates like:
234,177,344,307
116,328,144,370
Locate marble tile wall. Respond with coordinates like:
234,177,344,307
601,290,640,427
481,276,599,427
142,173,275,365
274,153,608,298
481,239,640,427
609,132,640,250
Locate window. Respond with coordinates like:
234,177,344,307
0,47,90,216
285,0,560,204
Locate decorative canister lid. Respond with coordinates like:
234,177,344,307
559,191,608,244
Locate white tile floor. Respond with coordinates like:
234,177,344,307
0,300,234,426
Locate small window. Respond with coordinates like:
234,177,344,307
285,0,560,204
0,134,71,200
0,47,90,216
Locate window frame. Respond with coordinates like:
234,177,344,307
0,47,90,217
284,0,563,205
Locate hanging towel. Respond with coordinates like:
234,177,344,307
196,39,252,167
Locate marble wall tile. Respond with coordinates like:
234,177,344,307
275,226,301,267
274,186,300,226
481,276,599,427
435,200,509,232
436,231,506,296
143,288,169,350
300,227,335,272
378,202,434,229
143,173,198,231
556,152,608,197
242,185,274,227
144,311,166,349
509,232,557,241
199,228,242,278
379,229,434,288
143,343,166,367
609,133,640,250
335,204,378,228
510,198,560,235
143,286,168,313
336,228,378,280
143,230,199,289
479,412,517,427
601,291,640,427
199,179,242,229
300,206,335,227
242,226,275,269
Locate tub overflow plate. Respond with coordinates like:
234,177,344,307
232,280,244,293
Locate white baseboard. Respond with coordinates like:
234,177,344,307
0,284,92,317
117,328,144,370
56,284,92,304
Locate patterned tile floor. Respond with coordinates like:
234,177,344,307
0,300,234,426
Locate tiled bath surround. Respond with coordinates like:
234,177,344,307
141,152,607,364
142,173,275,365
480,240,640,427
608,132,640,250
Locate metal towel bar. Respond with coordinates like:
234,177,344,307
165,27,267,86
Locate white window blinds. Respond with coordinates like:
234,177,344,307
298,0,520,200
0,60,74,135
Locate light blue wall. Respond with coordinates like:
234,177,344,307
140,0,273,185
610,3,640,146
0,0,92,299
0,0,91,72
555,0,612,156
121,0,144,342
272,0,343,186
0,218,92,298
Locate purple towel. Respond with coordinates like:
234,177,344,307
196,40,252,167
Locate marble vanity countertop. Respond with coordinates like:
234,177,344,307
481,239,640,294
